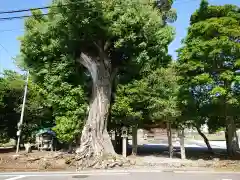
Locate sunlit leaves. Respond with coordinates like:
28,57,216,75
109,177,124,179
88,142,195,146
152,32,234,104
192,73,213,85
177,0,240,130
112,65,180,127
19,0,176,139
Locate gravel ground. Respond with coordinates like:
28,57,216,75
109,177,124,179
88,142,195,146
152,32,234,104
0,151,240,172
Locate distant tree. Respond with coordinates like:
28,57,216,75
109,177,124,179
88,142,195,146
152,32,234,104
112,64,180,134
0,71,24,143
177,0,240,157
0,71,54,144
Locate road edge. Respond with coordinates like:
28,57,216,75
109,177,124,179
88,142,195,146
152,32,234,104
0,168,240,175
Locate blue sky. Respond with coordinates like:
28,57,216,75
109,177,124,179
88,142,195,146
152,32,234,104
0,0,239,73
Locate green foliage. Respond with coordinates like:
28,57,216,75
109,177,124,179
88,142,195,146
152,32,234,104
0,71,24,143
155,0,177,23
146,65,180,122
0,71,54,143
177,0,240,131
19,0,175,140
53,115,81,143
21,78,54,143
19,0,174,78
49,82,87,143
111,64,180,128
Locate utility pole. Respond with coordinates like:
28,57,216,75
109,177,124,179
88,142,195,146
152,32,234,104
16,71,29,153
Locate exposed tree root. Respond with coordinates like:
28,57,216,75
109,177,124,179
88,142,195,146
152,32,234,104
75,125,129,170
75,152,128,170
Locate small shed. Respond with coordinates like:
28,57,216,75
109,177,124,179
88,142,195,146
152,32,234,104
35,128,56,151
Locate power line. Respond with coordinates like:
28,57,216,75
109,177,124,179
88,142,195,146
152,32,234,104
0,43,15,60
0,43,11,55
0,1,142,15
0,29,24,33
0,0,197,19
0,13,49,21
0,0,197,21
0,1,187,31
0,43,16,76
0,6,51,15
0,0,207,22
0,2,78,15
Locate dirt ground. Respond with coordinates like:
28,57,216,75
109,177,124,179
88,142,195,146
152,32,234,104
0,149,240,172
0,150,75,172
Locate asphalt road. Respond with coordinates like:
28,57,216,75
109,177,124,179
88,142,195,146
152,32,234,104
0,171,239,180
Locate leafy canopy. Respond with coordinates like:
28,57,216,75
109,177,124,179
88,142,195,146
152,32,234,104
112,64,180,128
19,0,175,137
177,0,240,130
20,0,174,77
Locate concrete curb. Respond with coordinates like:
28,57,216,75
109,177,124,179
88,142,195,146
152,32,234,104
0,169,240,175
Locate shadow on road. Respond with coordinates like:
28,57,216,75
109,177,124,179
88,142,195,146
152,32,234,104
127,144,231,160
0,147,15,153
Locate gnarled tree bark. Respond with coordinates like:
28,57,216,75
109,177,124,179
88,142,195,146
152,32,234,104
76,52,122,169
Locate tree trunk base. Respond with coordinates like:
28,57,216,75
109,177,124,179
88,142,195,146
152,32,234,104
75,130,128,170
75,153,126,170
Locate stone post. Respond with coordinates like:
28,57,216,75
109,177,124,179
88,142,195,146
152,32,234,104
24,143,32,153
121,126,128,158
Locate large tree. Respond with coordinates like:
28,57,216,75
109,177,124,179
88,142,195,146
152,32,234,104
19,0,175,167
0,70,54,144
177,0,240,157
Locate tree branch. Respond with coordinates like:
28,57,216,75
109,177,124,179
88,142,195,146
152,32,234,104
104,40,111,51
77,52,97,83
93,41,111,71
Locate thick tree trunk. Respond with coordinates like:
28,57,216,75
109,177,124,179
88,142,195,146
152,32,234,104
76,52,122,169
167,122,173,158
196,126,213,154
226,117,239,158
